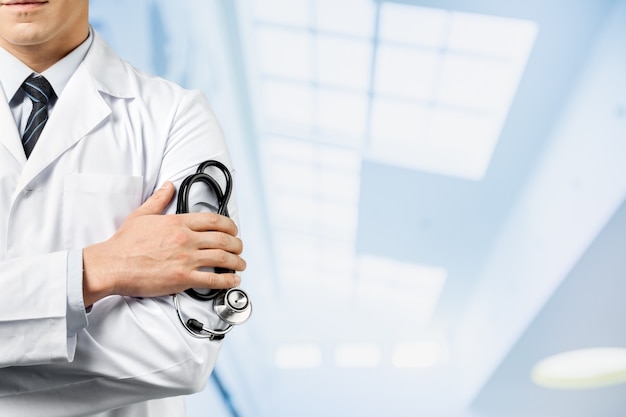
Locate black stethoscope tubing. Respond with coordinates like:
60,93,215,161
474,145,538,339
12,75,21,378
173,160,251,340
176,159,233,301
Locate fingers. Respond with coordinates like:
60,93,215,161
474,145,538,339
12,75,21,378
190,270,242,289
182,211,239,236
129,181,238,235
196,231,244,255
131,182,176,217
199,248,247,272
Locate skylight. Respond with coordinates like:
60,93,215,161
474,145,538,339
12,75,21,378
368,4,538,180
242,0,537,335
250,1,537,180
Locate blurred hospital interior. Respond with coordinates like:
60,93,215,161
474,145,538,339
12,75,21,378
90,0,626,416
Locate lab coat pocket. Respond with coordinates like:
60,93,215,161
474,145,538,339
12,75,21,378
63,174,143,248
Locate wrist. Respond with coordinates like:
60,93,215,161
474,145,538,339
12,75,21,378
82,243,115,306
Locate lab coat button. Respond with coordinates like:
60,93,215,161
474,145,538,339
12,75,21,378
22,188,33,196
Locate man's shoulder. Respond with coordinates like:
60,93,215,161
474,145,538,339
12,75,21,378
84,31,198,102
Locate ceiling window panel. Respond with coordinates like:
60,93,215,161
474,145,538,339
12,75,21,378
378,3,448,48
314,0,376,38
315,34,373,90
261,80,314,128
356,255,447,323
318,170,361,203
274,231,355,260
374,44,439,101
369,108,499,180
261,138,361,200
448,11,538,58
317,239,357,266
274,231,319,265
317,254,356,283
318,201,359,238
280,264,324,290
274,229,320,264
295,261,344,288
277,237,356,293
369,97,429,146
256,26,313,80
367,6,537,180
272,193,319,230
280,260,354,294
317,89,369,141
270,193,357,239
264,136,360,169
262,135,318,162
264,160,317,194
436,54,518,112
316,146,362,172
425,108,500,179
251,0,310,27
266,168,360,213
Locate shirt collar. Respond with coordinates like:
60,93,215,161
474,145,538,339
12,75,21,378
0,28,93,102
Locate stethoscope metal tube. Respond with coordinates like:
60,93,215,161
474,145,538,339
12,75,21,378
172,160,252,339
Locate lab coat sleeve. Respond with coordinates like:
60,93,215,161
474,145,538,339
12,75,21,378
0,251,76,368
0,90,239,416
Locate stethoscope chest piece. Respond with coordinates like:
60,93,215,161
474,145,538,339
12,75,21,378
214,288,252,325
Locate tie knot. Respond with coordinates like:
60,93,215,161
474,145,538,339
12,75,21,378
21,74,55,105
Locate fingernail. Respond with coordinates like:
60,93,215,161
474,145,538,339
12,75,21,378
159,182,172,191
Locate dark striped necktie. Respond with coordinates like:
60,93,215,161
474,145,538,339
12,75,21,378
20,74,56,158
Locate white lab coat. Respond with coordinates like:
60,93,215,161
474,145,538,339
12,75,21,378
0,31,236,416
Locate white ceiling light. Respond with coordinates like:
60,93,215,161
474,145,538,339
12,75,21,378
275,343,323,369
531,347,626,389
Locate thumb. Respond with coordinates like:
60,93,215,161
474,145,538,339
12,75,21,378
131,181,175,217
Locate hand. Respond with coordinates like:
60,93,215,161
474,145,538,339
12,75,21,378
82,182,246,306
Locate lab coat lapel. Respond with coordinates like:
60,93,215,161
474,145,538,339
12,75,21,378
18,31,132,190
18,65,111,190
0,83,26,166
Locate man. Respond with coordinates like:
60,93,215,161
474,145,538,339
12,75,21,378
0,1,247,416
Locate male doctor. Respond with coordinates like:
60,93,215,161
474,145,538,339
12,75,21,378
0,1,247,416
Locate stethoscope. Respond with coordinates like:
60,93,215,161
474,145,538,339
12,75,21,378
172,160,252,340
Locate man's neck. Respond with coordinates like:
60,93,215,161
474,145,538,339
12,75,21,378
5,28,89,73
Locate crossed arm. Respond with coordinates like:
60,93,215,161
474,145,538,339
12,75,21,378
0,182,247,416
83,180,246,306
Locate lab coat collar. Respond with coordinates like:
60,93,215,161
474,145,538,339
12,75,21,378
82,30,135,100
11,30,126,191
